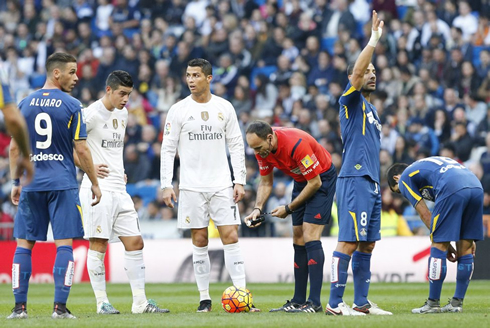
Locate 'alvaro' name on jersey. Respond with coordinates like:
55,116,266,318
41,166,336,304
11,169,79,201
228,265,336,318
29,97,63,107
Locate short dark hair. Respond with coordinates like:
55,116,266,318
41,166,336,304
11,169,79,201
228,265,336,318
386,163,409,190
246,120,273,140
347,62,373,76
106,70,133,90
347,64,354,76
188,58,212,76
45,52,77,75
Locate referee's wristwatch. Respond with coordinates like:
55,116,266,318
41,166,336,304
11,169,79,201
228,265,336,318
285,204,294,215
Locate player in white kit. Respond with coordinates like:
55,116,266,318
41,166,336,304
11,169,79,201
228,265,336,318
78,71,169,314
161,58,259,312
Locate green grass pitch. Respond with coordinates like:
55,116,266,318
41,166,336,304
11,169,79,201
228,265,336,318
1,281,489,327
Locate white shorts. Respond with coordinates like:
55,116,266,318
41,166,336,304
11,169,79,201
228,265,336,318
80,188,141,242
178,188,240,229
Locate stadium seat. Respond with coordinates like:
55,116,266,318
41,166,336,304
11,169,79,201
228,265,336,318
250,66,277,90
123,28,140,39
126,183,158,206
321,37,338,55
356,21,365,38
29,74,46,89
149,113,161,130
126,183,137,196
397,6,408,20
254,0,283,7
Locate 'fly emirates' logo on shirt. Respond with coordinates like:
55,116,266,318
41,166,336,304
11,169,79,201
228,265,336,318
101,133,124,148
188,125,223,141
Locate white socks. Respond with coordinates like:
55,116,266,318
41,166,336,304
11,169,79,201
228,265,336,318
223,242,246,288
125,250,147,306
87,249,109,306
193,245,211,301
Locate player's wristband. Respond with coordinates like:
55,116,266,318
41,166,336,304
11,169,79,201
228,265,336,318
368,28,383,47
285,204,294,215
12,179,20,187
253,207,263,214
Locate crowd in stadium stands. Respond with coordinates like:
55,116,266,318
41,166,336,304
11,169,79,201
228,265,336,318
1,0,490,240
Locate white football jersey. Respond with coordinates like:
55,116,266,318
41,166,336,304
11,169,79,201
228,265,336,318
81,99,126,191
161,94,246,192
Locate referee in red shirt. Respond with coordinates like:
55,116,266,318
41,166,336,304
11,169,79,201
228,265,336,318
245,120,336,313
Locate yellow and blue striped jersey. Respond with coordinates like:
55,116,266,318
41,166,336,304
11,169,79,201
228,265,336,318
19,88,87,191
338,81,382,183
399,156,483,208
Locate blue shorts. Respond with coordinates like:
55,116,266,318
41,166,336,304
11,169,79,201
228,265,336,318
291,165,337,226
431,187,484,242
337,176,381,242
14,189,84,241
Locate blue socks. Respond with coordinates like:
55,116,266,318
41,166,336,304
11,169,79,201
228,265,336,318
454,254,473,300
352,251,372,306
329,251,351,308
53,246,74,304
428,247,447,300
12,247,32,304
305,240,324,306
291,244,307,304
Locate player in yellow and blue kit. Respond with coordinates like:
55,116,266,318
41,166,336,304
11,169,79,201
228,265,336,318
7,53,101,320
326,11,392,316
387,157,484,314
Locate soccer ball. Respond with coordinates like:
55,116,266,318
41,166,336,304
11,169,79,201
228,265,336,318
221,286,253,313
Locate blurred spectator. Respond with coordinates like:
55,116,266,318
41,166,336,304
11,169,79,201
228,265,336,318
140,201,162,221
452,1,478,42
480,133,490,176
259,26,285,66
266,181,292,237
124,144,151,184
476,49,490,80
380,121,398,155
110,0,141,34
252,74,278,118
474,13,490,46
449,26,474,62
450,121,473,162
307,51,334,93
464,92,487,127
406,117,440,156
231,85,253,115
431,108,452,145
95,0,114,35
270,55,294,86
212,53,239,97
439,142,463,164
458,61,481,97
156,76,182,113
322,0,356,39
380,149,393,186
421,8,451,49
380,188,413,237
392,136,414,165
476,106,490,145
